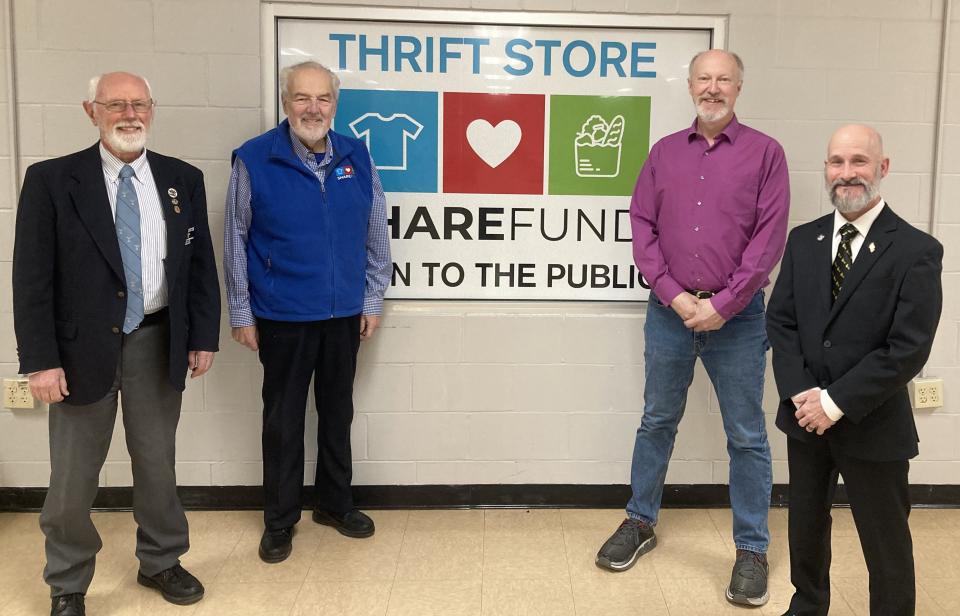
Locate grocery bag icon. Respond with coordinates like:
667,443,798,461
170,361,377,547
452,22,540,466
574,114,625,178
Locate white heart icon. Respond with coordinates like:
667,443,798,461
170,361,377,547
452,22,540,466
466,119,522,168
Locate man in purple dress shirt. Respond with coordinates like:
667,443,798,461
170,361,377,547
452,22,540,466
595,50,790,607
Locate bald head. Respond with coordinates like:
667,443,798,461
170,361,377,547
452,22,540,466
689,50,744,82
87,71,152,103
827,124,884,160
824,124,889,219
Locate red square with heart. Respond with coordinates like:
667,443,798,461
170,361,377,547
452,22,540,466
442,92,545,195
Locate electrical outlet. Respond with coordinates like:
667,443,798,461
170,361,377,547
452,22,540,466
3,378,36,409
910,377,944,410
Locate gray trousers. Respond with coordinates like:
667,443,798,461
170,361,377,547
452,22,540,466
40,317,188,597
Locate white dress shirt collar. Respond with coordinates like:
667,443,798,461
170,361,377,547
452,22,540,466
99,142,149,182
833,198,886,240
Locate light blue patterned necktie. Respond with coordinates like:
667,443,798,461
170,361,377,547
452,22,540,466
116,164,144,333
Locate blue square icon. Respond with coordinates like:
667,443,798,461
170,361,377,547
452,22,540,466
335,89,438,193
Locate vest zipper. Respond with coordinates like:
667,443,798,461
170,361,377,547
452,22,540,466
320,165,335,317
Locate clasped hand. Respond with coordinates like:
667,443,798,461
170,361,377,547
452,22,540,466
670,292,725,332
792,388,837,436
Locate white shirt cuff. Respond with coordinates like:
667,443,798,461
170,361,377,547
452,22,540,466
820,389,844,421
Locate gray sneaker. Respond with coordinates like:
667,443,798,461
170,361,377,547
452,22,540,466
726,549,769,606
595,517,657,571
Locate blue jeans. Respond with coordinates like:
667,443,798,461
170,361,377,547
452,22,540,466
627,291,772,553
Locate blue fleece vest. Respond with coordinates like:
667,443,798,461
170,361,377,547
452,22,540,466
233,122,373,321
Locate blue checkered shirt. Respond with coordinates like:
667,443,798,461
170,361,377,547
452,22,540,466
224,126,391,327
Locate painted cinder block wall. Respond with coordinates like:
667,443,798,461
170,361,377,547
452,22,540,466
1,0,959,489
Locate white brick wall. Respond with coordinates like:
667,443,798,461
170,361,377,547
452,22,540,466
1,0,959,489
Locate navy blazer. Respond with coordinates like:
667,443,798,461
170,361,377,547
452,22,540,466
13,143,221,405
766,205,942,461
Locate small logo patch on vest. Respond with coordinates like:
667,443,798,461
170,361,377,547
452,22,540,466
335,165,355,180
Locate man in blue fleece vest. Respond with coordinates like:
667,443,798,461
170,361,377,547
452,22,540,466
224,61,391,563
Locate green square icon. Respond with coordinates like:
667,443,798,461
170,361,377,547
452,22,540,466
548,95,651,196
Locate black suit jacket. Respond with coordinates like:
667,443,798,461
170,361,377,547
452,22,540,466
13,143,221,405
767,204,942,461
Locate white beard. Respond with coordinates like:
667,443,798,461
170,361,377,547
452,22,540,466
695,100,730,123
104,121,147,154
291,117,329,147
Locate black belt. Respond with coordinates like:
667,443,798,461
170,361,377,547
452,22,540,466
685,289,716,299
139,307,169,328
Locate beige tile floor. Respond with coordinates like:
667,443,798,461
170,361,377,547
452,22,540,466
2,507,959,615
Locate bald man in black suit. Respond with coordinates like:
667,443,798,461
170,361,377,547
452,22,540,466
767,124,943,616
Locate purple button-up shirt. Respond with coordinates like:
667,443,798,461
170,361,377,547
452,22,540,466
630,116,790,320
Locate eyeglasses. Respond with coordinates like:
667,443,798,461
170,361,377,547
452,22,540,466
93,99,155,114
287,95,333,108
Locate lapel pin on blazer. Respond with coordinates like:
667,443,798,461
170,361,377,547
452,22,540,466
168,187,181,213
869,242,876,253
816,234,825,241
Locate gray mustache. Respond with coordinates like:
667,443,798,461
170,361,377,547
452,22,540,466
831,178,867,189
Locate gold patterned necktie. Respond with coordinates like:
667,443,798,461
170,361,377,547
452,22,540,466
831,223,858,302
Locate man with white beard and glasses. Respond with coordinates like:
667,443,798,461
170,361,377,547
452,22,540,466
595,50,789,608
13,72,221,616
224,61,391,563
767,124,942,616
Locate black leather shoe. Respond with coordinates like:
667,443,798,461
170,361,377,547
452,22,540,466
259,526,294,563
51,594,84,616
313,509,375,538
136,564,204,605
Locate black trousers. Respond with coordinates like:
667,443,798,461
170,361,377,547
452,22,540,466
258,315,361,531
785,436,914,616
